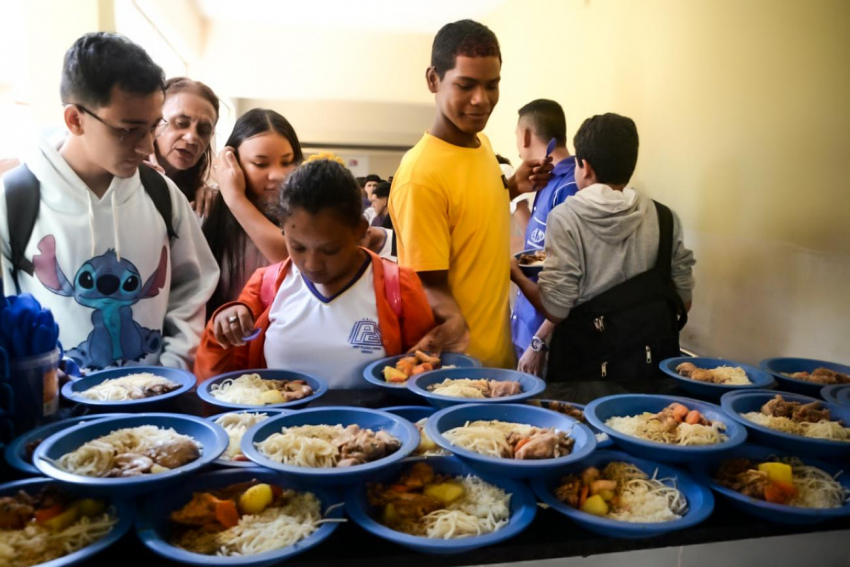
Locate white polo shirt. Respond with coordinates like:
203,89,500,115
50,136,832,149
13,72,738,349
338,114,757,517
263,261,387,389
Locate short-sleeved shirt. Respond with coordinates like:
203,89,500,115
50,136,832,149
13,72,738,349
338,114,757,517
389,132,514,368
511,157,577,353
264,260,387,389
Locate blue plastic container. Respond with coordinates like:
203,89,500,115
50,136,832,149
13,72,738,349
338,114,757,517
689,444,850,524
531,449,714,539
408,367,545,409
5,413,130,475
660,357,775,400
61,366,195,412
137,467,343,567
240,406,419,485
205,409,288,468
33,413,229,496
720,390,850,459
0,476,135,566
584,394,747,463
426,403,596,478
760,357,850,398
527,399,614,448
821,384,850,406
362,353,481,397
345,456,537,554
514,248,545,277
197,369,327,411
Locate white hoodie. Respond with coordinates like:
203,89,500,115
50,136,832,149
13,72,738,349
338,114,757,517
0,136,220,371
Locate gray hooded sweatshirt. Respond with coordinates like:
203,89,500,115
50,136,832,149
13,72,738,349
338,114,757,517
539,183,695,320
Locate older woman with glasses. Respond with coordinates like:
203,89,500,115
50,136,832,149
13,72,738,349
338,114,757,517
147,77,220,217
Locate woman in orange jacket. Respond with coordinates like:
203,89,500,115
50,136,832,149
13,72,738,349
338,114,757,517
195,159,435,388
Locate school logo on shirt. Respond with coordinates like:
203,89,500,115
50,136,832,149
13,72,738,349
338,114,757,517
348,319,383,354
530,228,545,245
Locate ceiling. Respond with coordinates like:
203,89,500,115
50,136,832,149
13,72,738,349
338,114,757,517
195,0,506,33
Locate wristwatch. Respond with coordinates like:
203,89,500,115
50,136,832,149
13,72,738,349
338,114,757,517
531,335,548,353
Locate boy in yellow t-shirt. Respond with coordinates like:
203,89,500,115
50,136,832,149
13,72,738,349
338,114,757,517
389,20,552,368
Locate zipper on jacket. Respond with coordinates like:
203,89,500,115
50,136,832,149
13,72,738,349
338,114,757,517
645,346,652,364
601,361,608,377
594,316,605,332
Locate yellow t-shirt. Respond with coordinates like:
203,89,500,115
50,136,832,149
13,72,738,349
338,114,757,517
389,132,514,368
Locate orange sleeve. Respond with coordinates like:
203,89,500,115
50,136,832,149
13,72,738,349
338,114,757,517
194,267,267,383
397,266,436,351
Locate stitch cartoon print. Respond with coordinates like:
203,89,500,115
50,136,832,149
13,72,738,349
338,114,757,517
32,235,168,369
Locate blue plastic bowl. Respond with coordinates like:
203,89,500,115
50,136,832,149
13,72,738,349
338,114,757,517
426,403,596,478
61,367,195,411
408,367,545,409
205,409,289,468
689,444,850,524
720,390,850,459
660,357,775,400
137,467,343,566
584,394,747,463
345,456,537,555
514,248,545,277
0,477,135,567
362,353,481,397
240,407,419,485
760,357,850,398
527,399,613,448
531,449,714,539
33,413,229,496
821,385,850,406
5,413,130,475
197,369,327,411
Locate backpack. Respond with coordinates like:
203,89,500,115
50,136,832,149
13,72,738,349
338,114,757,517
546,200,687,389
259,258,403,319
3,163,177,294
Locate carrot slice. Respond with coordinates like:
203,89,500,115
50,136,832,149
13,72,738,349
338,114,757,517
34,504,65,523
578,484,590,507
214,499,240,528
514,437,531,453
685,410,702,425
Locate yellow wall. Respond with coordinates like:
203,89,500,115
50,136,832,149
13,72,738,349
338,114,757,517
483,0,850,364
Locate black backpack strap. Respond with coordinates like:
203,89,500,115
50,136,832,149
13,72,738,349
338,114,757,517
138,164,178,241
3,164,40,293
652,200,674,279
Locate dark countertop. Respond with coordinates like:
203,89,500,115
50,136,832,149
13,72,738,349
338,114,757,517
10,382,850,566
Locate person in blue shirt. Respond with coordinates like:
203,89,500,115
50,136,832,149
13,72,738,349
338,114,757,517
511,99,577,376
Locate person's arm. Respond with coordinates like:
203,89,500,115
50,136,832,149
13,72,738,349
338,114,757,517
217,148,289,263
507,156,554,200
517,318,556,377
510,260,562,323
409,270,470,354
670,210,696,312
158,180,221,370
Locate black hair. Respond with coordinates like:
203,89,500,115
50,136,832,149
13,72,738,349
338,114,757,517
203,108,303,317
364,174,382,184
60,32,165,108
573,113,639,185
157,77,220,201
431,20,501,79
355,176,366,188
518,99,567,147
280,159,364,229
373,181,391,200
495,154,512,166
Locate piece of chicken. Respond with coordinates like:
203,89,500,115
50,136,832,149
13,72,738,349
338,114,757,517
488,381,523,398
150,438,200,469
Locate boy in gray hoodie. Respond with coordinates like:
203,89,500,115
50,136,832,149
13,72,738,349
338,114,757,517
511,113,695,395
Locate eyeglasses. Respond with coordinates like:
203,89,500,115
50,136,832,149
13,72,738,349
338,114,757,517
69,103,160,146
159,117,214,141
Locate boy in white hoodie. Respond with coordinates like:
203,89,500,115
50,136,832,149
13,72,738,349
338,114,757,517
511,113,695,394
0,33,219,372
